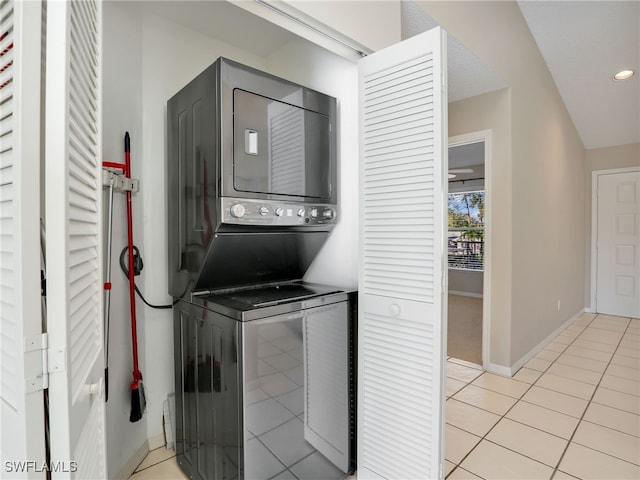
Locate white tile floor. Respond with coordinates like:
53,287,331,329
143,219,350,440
131,312,639,479
445,312,639,480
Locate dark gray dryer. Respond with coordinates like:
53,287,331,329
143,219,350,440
167,57,355,480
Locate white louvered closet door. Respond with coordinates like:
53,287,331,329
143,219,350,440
358,27,448,480
0,0,47,474
45,1,106,477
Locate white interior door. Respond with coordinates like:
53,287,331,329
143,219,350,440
0,1,47,476
596,170,640,318
45,1,107,477
358,27,448,480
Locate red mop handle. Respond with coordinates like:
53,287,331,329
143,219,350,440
124,132,142,381
103,161,126,171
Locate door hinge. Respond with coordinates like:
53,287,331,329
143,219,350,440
24,333,66,393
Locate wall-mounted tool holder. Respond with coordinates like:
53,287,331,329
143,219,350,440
102,168,139,193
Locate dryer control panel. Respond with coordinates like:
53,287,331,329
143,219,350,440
220,197,337,226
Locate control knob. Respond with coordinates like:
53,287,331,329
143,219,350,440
259,206,270,216
275,207,284,217
230,203,246,218
323,208,335,220
310,208,318,218
297,207,306,217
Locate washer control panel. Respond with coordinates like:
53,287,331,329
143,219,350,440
221,198,337,226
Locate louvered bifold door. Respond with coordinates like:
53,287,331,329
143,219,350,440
358,27,448,480
0,0,47,475
45,1,106,478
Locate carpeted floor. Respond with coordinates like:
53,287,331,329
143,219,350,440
447,294,483,366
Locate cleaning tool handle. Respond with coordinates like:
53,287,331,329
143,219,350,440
102,161,126,171
103,179,115,402
124,132,141,380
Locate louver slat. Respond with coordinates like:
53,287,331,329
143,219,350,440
0,0,17,412
66,0,101,402
1,0,48,466
362,56,436,304
46,0,105,473
358,27,446,480
74,398,105,480
361,315,434,478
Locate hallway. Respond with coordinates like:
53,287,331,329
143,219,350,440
445,312,639,479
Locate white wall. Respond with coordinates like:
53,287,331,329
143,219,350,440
448,89,512,368
102,3,148,477
264,40,359,289
138,10,358,442
138,10,268,448
420,1,586,368
449,269,483,296
101,5,358,463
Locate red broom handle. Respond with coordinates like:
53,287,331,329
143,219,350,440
124,133,141,381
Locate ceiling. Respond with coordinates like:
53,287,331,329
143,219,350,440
143,1,639,151
518,1,640,150
404,0,640,151
449,143,485,187
401,1,508,103
449,142,484,170
140,1,296,56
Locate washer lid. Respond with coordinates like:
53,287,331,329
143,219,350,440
193,281,349,321
216,281,341,308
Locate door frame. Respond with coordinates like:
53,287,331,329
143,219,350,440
590,166,640,313
448,130,492,369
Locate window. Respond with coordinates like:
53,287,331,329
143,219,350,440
448,191,485,270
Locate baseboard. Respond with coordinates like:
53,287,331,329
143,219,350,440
484,362,512,377
114,441,149,480
584,307,595,313
509,308,586,376
448,290,483,299
113,433,166,479
148,432,166,450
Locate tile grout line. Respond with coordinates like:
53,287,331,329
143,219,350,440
247,371,323,480
446,313,596,479
446,314,639,479
485,316,602,478
132,452,177,475
550,314,635,479
446,354,562,478
445,359,486,478
253,433,307,480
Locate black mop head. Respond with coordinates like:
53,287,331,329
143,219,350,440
129,380,146,423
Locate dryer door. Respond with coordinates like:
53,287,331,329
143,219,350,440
233,89,332,199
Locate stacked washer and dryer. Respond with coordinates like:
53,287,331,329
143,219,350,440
167,58,355,480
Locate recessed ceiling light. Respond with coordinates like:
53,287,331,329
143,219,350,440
613,69,635,81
